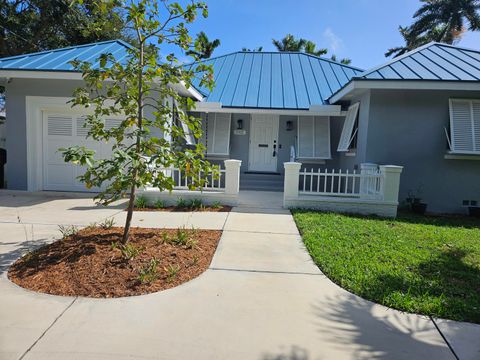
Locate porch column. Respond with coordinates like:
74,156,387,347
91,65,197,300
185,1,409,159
379,165,403,203
224,159,242,195
284,162,302,200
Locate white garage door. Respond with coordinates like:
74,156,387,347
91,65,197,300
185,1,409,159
43,111,123,192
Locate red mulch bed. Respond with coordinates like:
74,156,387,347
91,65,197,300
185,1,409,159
8,227,222,298
132,205,232,212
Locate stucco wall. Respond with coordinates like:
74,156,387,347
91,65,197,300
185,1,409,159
365,89,480,213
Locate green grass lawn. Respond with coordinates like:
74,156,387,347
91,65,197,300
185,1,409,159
292,210,480,324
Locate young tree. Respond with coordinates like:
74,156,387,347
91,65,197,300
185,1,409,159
62,0,215,244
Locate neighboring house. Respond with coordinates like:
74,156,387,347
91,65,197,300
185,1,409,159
0,40,479,213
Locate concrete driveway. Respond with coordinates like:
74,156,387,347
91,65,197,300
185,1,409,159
0,190,479,360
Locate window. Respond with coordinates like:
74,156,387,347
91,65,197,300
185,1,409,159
337,102,360,152
201,113,231,156
449,99,480,154
297,116,330,159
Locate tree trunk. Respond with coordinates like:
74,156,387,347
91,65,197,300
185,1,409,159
122,39,144,244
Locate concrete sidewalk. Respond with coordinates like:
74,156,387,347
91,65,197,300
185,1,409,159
0,190,479,360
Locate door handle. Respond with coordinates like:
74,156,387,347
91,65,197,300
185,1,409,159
258,144,268,148
273,141,277,157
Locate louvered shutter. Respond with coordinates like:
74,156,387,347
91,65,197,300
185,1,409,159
105,118,123,130
337,102,359,152
76,116,91,137
314,116,331,159
298,116,331,159
450,99,476,153
298,116,314,158
205,113,231,155
472,102,480,152
174,102,195,145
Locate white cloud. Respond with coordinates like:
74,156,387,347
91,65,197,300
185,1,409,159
322,27,344,53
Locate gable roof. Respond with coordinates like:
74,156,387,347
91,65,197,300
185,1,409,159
190,52,364,110
357,42,480,81
0,40,132,72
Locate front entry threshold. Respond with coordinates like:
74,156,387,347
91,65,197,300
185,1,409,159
244,171,282,175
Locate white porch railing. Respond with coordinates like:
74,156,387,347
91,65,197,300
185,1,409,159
284,162,403,218
299,167,384,200
156,167,226,191
139,159,242,206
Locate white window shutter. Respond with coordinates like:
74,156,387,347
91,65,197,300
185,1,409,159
298,116,314,157
212,113,231,155
450,100,474,152
105,118,123,130
314,116,331,159
337,102,359,152
472,102,480,152
47,115,73,136
174,101,195,145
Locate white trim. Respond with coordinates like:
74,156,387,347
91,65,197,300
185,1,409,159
445,153,480,160
194,101,342,116
0,70,83,81
330,79,480,103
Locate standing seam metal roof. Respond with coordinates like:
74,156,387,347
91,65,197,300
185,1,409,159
190,52,364,109
357,42,480,81
0,40,133,72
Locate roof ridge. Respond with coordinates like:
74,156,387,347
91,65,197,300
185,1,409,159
0,39,132,62
433,41,480,54
188,51,365,72
357,41,437,78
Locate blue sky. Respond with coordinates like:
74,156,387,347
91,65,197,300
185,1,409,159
185,0,480,70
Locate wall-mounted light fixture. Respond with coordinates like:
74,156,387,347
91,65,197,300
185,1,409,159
237,119,244,130
286,120,293,131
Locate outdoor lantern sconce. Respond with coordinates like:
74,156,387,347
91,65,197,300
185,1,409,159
286,120,293,131
237,119,244,130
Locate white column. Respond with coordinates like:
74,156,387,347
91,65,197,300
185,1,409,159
224,159,242,195
379,165,403,203
284,162,302,200
359,163,378,198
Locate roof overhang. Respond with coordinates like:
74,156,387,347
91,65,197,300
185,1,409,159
329,79,480,103
193,102,344,116
0,70,204,101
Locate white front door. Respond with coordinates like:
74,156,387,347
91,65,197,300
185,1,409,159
248,114,279,172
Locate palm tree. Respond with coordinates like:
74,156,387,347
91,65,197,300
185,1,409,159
242,46,263,52
186,31,221,59
386,25,451,58
409,0,480,44
303,41,328,56
330,54,352,65
272,34,305,52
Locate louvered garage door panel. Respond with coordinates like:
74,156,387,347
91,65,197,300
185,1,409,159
43,112,124,192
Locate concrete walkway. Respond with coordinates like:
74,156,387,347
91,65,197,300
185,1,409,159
0,190,479,360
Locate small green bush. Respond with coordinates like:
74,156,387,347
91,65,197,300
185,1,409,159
153,199,165,209
164,264,180,282
138,258,160,284
58,225,79,238
135,195,148,209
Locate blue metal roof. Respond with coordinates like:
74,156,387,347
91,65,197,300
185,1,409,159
0,40,132,72
190,52,364,109
358,42,480,81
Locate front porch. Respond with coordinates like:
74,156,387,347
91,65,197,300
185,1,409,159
139,159,404,218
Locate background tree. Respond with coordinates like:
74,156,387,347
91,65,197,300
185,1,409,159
330,54,352,65
303,40,327,56
0,0,132,57
386,0,480,57
272,34,305,52
241,46,263,52
62,0,215,244
186,31,220,59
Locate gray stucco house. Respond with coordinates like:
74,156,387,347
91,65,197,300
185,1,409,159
0,40,479,214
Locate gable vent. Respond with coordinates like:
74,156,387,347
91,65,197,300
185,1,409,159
47,115,73,136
